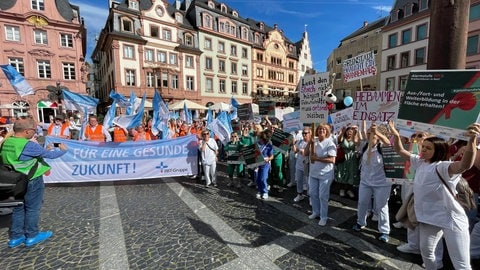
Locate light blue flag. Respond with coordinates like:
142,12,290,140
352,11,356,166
103,99,117,128
1,64,34,97
206,108,215,138
218,111,233,134
109,90,130,107
152,90,170,136
126,91,137,115
113,92,145,129
230,96,239,120
193,109,199,121
183,101,192,125
62,89,99,115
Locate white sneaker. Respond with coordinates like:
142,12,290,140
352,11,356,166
287,182,296,187
318,219,327,226
371,214,378,221
308,213,319,220
293,194,305,202
256,193,261,199
397,243,421,254
262,193,269,200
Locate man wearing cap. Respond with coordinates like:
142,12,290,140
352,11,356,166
46,115,70,139
1,117,68,248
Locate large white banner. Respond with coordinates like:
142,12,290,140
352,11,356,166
44,135,199,183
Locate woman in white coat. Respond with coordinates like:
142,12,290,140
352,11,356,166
388,121,479,270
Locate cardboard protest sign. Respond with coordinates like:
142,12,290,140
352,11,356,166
382,145,409,184
299,72,330,124
343,51,377,83
396,70,480,140
330,107,355,133
225,143,245,164
243,144,266,168
352,91,401,123
259,101,276,116
270,128,293,154
238,103,254,121
282,111,303,133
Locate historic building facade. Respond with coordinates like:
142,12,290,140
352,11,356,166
91,0,307,109
182,0,253,106
379,0,430,92
92,0,203,111
0,0,87,122
248,19,299,107
327,18,386,110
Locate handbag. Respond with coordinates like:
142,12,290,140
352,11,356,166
436,167,476,210
395,193,418,229
0,161,38,201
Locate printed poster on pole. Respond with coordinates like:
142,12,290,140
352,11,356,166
396,70,480,140
299,72,330,124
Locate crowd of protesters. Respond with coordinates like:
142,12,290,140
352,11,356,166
1,112,480,269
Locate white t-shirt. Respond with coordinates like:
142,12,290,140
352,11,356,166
411,156,468,231
199,138,218,165
308,137,336,179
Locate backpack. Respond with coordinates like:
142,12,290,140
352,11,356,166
436,167,477,211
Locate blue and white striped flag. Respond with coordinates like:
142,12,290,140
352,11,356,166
1,64,34,97
113,92,146,129
62,89,99,115
103,99,117,128
152,90,170,137
183,101,192,125
230,96,239,120
126,91,137,115
109,90,130,107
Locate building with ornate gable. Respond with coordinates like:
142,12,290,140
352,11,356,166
0,0,87,122
91,0,307,110
92,0,203,112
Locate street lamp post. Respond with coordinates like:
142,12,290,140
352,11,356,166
46,80,65,114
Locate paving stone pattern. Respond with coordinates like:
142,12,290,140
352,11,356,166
0,163,447,269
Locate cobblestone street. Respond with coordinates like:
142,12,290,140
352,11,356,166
0,163,433,269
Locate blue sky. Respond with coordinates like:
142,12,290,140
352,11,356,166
71,0,393,71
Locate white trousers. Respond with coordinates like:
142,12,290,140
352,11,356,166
419,222,471,270
357,183,391,234
202,162,217,185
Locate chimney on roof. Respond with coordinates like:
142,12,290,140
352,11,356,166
274,24,278,30
363,21,368,27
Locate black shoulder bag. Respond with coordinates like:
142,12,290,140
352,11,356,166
0,143,39,200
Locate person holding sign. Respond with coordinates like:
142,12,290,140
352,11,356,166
255,130,274,200
334,125,360,198
352,123,391,243
225,132,244,188
388,121,480,270
304,124,336,226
